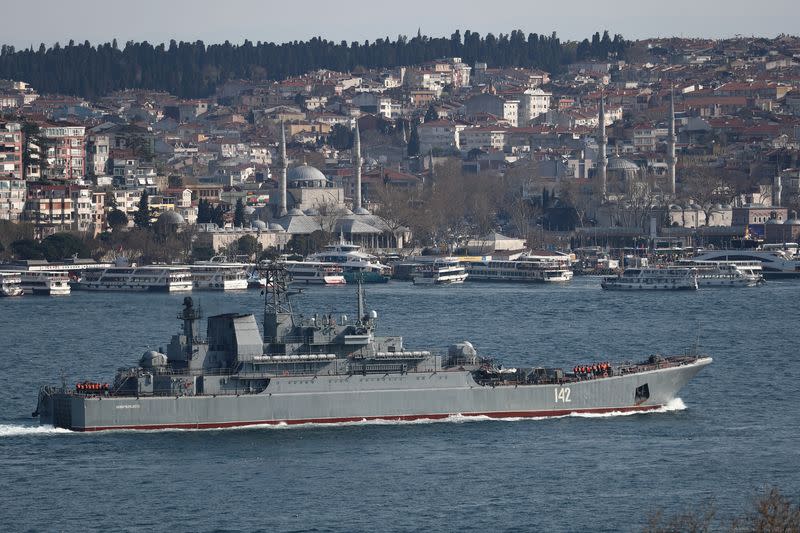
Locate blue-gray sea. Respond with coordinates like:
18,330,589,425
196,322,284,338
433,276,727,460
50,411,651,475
1,278,798,532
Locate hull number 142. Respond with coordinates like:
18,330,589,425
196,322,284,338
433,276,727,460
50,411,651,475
554,387,571,403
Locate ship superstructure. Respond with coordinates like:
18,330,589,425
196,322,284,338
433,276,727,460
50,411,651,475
34,265,711,431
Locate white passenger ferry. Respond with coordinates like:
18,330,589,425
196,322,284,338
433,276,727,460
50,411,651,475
307,243,390,283
0,272,24,297
691,249,800,279
676,260,764,288
74,266,193,292
601,267,698,291
411,258,468,285
282,260,346,285
17,271,71,295
189,265,249,290
464,252,573,283
184,257,250,290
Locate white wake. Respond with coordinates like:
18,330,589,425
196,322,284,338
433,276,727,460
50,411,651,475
0,424,73,437
569,397,687,419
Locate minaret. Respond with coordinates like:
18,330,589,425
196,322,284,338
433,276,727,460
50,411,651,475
597,95,607,199
353,121,364,213
279,121,288,217
667,87,677,196
773,174,782,207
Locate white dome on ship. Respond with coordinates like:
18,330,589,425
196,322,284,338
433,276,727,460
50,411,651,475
140,350,167,368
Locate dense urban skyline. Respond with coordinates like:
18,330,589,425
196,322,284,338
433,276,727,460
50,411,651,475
2,0,798,48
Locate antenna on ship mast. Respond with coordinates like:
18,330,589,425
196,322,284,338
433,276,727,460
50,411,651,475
356,273,365,324
261,262,294,342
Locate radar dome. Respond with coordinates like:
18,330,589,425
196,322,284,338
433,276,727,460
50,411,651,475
448,341,478,365
140,350,168,368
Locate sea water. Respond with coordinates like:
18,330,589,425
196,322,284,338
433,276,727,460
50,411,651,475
1,278,798,532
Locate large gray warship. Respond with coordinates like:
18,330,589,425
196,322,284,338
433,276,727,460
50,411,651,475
34,265,712,431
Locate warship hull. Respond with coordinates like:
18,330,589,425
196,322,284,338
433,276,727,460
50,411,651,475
38,358,710,432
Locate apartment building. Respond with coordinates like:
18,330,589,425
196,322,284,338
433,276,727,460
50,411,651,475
41,123,85,181
0,175,26,220
0,121,23,179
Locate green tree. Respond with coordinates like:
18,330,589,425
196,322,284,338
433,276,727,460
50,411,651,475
40,232,90,261
10,239,44,260
191,244,215,261
133,190,151,229
211,204,226,228
233,198,246,227
407,122,420,157
328,124,354,150
197,199,212,224
424,104,438,122
236,234,261,259
107,209,129,231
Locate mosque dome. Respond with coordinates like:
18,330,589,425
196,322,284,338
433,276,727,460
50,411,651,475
244,206,256,215
157,210,185,225
607,156,639,172
785,211,800,225
287,208,305,216
251,220,267,230
288,164,328,187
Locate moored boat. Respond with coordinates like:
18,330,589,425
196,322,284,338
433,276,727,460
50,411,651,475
676,260,764,287
0,272,24,297
73,266,193,292
307,243,390,283
411,257,468,285
464,252,573,283
691,249,800,279
15,270,71,295
601,267,698,291
281,260,346,285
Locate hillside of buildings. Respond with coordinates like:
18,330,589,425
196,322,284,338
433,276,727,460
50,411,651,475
2,32,800,263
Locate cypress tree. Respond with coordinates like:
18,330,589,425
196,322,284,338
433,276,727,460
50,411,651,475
408,123,420,157
133,190,151,229
233,198,246,227
424,104,438,123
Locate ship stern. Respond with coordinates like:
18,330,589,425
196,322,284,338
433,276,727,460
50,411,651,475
34,388,86,430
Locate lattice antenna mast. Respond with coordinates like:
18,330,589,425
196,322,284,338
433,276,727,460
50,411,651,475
356,273,365,324
263,263,293,317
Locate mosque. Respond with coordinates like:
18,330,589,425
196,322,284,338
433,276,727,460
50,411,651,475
267,123,407,249
595,91,678,201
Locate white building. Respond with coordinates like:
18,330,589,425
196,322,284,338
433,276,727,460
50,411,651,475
459,127,508,152
518,88,552,126
0,176,26,221
418,120,471,153
633,126,669,152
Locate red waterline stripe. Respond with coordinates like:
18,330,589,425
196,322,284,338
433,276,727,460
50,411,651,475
75,405,663,432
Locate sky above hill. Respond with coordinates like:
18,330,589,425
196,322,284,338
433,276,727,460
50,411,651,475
3,0,798,48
